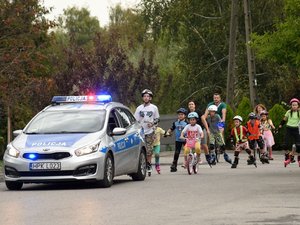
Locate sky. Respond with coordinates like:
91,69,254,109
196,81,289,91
42,0,141,26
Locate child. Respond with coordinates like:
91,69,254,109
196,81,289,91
153,125,170,174
168,108,188,172
260,110,275,160
206,105,232,165
180,112,203,167
246,112,269,164
254,104,267,120
230,116,256,168
279,98,300,167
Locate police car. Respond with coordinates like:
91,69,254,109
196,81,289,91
3,95,147,190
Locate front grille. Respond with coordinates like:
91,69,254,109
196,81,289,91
23,152,71,160
19,171,74,177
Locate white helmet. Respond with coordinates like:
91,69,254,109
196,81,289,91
233,115,243,122
207,105,218,112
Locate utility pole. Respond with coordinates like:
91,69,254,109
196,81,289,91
226,0,239,108
243,0,258,107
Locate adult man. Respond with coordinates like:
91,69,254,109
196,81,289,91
134,89,160,175
203,93,227,125
188,100,212,165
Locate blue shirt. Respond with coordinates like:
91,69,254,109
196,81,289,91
170,120,188,142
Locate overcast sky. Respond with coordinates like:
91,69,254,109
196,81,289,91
42,0,141,26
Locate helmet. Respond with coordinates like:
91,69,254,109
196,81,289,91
260,110,268,116
187,112,199,119
141,89,153,97
248,112,256,119
290,98,299,104
207,105,218,112
176,108,187,115
233,115,243,122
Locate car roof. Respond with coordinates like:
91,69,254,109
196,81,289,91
43,102,128,112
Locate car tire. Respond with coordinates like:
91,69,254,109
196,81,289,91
97,153,114,188
130,150,146,181
5,181,23,190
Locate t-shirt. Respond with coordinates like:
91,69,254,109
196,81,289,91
153,127,165,146
207,102,227,119
182,124,203,148
134,103,160,135
206,114,222,134
170,120,188,142
182,124,203,140
285,110,300,128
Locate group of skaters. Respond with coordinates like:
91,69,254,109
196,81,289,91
134,89,300,175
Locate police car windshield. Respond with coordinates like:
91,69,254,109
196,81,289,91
25,110,106,134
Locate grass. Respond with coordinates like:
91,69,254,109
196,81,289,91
0,160,3,171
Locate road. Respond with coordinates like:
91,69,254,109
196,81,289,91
0,152,300,225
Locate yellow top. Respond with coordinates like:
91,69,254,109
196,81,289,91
153,127,166,146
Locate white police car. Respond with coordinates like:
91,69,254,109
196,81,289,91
3,95,147,190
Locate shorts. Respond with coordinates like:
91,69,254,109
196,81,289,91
201,129,208,145
235,141,250,152
184,142,201,156
209,132,225,146
144,132,155,156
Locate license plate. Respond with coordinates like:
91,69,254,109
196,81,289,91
29,162,61,170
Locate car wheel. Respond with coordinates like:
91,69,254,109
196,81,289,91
5,181,23,190
98,153,114,188
130,151,146,181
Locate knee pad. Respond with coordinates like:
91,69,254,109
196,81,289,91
249,141,254,150
245,149,251,155
258,140,264,149
209,144,215,150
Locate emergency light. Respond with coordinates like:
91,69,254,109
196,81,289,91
51,95,112,104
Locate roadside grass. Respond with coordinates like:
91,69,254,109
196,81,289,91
0,160,3,171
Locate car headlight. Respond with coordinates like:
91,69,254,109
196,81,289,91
7,145,20,158
75,141,100,157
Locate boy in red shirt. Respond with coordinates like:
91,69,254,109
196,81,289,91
246,112,269,164
230,116,256,168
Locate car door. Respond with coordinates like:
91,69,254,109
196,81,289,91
114,107,141,174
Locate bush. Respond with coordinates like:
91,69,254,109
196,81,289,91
268,104,286,150
235,97,252,125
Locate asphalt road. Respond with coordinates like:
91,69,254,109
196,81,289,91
0,152,300,225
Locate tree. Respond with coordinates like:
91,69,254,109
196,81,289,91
0,0,54,142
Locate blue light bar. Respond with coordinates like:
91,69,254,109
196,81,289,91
52,95,112,103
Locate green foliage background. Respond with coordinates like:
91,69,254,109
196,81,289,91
0,0,299,152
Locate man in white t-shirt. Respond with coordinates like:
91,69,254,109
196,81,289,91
134,89,160,175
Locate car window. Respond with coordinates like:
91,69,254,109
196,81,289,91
25,110,106,134
107,110,120,134
123,108,136,124
115,108,132,128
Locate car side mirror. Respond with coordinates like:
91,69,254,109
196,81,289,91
13,130,23,137
112,127,127,136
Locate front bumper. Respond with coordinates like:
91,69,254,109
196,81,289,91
3,152,105,183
